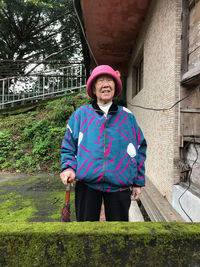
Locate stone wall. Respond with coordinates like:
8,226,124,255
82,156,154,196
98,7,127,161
0,222,200,266
126,0,182,203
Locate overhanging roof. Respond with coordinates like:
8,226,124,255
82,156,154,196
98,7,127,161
79,0,151,76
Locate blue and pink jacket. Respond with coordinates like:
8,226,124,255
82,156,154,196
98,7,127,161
61,102,147,192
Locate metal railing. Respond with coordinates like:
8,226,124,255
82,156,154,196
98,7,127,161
0,64,86,109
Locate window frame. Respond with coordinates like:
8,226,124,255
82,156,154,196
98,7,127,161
132,53,144,98
181,0,200,84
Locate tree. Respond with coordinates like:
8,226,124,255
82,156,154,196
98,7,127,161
0,0,82,77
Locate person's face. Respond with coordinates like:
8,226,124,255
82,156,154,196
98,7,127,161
93,74,115,104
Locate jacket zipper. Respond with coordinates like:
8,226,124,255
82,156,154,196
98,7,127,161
102,115,107,191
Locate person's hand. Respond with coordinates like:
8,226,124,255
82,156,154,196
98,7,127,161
131,187,142,200
60,169,75,186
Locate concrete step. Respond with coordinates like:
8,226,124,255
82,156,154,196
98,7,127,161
129,200,144,222
99,200,144,222
140,177,184,222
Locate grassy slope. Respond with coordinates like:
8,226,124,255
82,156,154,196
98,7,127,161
0,92,91,174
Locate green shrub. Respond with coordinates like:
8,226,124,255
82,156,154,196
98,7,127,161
13,149,24,160
32,136,51,158
0,156,6,164
15,154,36,172
0,131,13,158
48,105,73,127
23,119,49,141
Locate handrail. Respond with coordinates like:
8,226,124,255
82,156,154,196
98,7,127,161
0,64,86,109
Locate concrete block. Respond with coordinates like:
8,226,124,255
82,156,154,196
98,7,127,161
172,185,200,222
129,200,144,222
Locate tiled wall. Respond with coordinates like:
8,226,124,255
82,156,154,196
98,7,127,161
126,0,182,203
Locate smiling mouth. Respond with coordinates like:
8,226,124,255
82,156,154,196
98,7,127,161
101,90,111,93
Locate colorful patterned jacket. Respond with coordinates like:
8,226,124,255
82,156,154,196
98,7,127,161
61,101,147,192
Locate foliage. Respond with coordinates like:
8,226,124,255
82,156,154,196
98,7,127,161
47,97,74,127
0,0,82,78
0,131,13,158
0,93,91,173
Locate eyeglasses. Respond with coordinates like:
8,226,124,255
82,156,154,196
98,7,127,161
96,78,114,85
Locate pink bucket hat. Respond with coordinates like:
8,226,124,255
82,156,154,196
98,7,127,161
86,65,122,99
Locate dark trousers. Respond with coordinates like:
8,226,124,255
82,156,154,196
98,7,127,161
75,181,131,222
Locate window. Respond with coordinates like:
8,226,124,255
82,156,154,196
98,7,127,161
182,0,200,75
136,58,144,94
132,56,144,97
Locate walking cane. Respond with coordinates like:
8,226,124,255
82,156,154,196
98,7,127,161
60,183,71,222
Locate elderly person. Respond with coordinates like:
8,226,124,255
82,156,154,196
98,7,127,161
60,65,147,221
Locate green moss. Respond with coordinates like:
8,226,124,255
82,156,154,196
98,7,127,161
0,188,6,194
0,174,76,223
1,176,39,187
0,222,200,266
0,194,37,222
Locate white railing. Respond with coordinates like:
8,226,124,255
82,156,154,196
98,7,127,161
0,64,86,109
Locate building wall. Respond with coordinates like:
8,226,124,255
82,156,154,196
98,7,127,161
126,0,182,203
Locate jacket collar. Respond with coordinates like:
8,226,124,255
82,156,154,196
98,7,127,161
92,100,118,116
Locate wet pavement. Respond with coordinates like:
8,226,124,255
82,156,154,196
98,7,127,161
0,172,76,222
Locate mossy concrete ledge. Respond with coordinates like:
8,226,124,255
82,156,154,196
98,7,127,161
0,222,200,266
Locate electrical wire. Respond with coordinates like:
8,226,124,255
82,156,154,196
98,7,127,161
127,92,193,111
178,137,199,222
73,0,99,67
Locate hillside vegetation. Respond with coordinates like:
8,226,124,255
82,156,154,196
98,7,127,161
0,93,91,174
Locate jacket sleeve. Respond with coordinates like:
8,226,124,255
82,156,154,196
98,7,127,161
61,111,80,172
134,122,147,187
